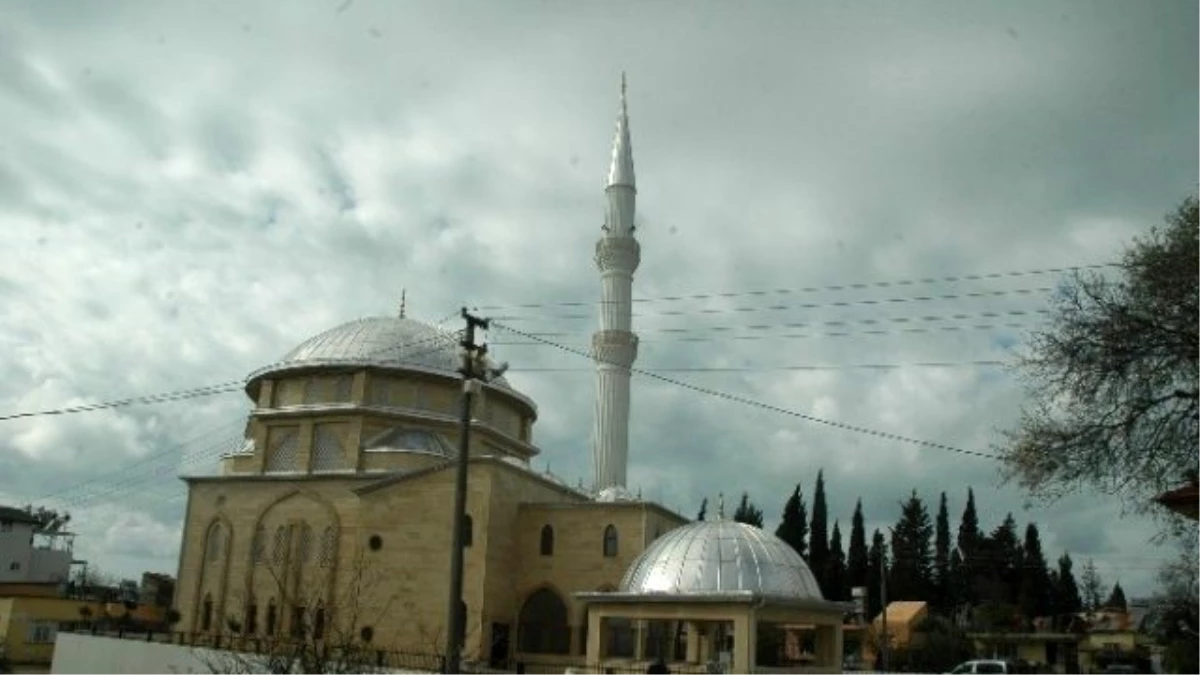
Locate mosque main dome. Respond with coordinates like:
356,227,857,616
619,519,824,600
245,315,519,393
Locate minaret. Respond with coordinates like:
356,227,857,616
592,74,641,500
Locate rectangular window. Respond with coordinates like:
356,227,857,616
312,423,349,472
265,426,302,472
29,621,56,644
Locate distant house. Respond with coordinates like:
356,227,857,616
0,505,73,587
1153,473,1198,521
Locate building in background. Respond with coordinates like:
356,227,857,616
0,506,73,588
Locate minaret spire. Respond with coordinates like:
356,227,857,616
592,75,642,501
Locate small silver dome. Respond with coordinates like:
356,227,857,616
619,520,823,600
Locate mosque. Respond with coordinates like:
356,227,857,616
172,80,847,673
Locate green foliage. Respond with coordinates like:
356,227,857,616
732,492,763,528
866,529,887,620
774,485,809,559
1080,558,1106,612
1018,523,1052,619
890,614,975,673
1000,196,1199,511
808,471,829,573
889,490,933,601
825,520,847,601
1053,553,1083,615
21,504,71,532
846,499,868,591
1105,582,1127,611
933,492,952,612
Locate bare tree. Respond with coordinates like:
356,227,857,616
998,196,1198,516
22,504,71,532
195,548,401,674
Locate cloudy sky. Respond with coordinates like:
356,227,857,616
1,1,1195,598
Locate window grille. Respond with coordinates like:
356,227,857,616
297,523,313,563
319,526,337,567
312,425,345,471
272,526,289,565
265,427,300,472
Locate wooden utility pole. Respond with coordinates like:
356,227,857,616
444,308,490,674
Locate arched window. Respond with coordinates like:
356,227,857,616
245,598,258,635
463,515,473,548
252,524,266,565
201,594,213,631
540,525,554,556
266,600,278,635
603,524,618,557
517,588,570,654
297,523,313,563
206,522,223,562
272,526,288,565
319,526,337,567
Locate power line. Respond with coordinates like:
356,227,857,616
511,360,1010,373
0,382,244,423
491,322,1000,460
0,328,463,424
470,263,1117,311
516,309,1049,336
492,321,1039,346
492,287,1055,321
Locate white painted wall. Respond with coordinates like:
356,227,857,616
51,633,436,674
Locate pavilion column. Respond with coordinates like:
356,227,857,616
732,611,757,674
814,622,842,668
586,611,608,665
633,620,646,661
685,621,702,663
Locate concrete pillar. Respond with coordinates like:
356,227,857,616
634,619,646,660
587,613,608,664
733,612,756,674
686,621,701,663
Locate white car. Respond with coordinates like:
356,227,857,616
947,660,1016,674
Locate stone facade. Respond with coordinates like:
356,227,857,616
174,348,687,666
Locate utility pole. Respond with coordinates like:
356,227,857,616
444,308,490,674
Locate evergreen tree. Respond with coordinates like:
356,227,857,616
934,492,952,613
1105,582,1127,611
697,498,707,522
1018,523,1052,620
889,490,934,601
956,488,983,604
990,513,1023,605
1054,554,1083,615
826,520,847,601
949,548,967,615
867,529,887,620
774,485,809,559
1080,559,1106,612
733,492,764,528
809,471,830,586
847,499,868,592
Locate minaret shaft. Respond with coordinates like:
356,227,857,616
592,76,639,498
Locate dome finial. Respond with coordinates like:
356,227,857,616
399,289,407,318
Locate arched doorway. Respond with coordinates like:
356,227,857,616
517,588,570,655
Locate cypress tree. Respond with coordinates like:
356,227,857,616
733,492,764,528
826,520,847,601
1105,582,1127,611
1080,558,1105,612
1019,523,1052,620
846,499,868,591
809,470,830,585
935,491,952,613
867,529,887,620
697,498,707,522
990,513,1022,605
957,488,982,604
774,485,809,559
1054,553,1083,615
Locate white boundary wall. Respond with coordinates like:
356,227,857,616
51,633,434,674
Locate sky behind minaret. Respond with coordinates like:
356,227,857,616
0,1,1195,597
